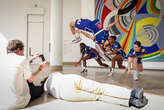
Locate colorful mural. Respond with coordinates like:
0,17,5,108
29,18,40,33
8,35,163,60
95,0,164,61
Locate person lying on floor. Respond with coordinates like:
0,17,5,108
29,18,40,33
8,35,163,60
44,72,148,109
75,43,109,73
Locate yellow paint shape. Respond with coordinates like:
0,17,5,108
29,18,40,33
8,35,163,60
136,17,161,32
136,17,161,47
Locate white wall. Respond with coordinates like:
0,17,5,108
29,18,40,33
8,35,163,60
81,0,95,49
62,0,95,62
0,0,50,60
0,0,95,63
62,0,81,62
81,0,95,19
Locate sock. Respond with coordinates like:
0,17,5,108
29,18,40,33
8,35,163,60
82,66,86,70
75,32,80,38
136,69,141,75
111,68,114,72
133,70,138,80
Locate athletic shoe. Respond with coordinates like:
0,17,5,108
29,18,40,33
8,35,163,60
129,96,148,108
138,71,141,76
108,69,114,77
81,69,88,74
72,34,82,43
133,71,139,81
124,68,128,72
131,88,144,99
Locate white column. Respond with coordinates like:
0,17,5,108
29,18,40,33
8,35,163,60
50,0,63,71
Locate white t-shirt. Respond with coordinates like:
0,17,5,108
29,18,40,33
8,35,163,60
0,33,8,55
0,53,32,110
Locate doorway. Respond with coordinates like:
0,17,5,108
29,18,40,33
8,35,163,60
27,14,44,64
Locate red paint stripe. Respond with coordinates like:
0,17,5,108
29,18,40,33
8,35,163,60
101,5,111,26
122,19,135,49
136,0,143,12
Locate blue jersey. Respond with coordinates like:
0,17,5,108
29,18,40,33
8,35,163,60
82,46,98,59
75,19,109,44
128,47,145,64
128,47,145,57
111,41,126,58
75,19,102,34
95,30,109,44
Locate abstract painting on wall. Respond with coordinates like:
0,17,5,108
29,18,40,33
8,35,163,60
95,0,164,61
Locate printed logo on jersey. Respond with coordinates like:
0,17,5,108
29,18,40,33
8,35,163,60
142,49,145,53
101,40,104,43
77,19,81,25
96,23,103,29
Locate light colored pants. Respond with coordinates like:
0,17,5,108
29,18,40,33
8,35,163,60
53,73,131,106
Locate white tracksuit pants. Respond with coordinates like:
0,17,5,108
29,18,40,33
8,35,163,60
44,72,131,106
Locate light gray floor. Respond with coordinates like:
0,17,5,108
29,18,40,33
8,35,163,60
24,65,164,110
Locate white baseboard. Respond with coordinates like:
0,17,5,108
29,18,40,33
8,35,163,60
86,59,164,70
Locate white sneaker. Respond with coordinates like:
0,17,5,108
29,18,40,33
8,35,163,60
108,68,114,77
133,71,139,81
138,71,141,76
72,34,82,43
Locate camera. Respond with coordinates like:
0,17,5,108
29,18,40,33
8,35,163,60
40,54,45,62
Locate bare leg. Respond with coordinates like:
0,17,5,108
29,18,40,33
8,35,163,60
81,30,95,40
82,55,92,67
112,54,125,69
96,58,109,68
138,64,143,72
69,21,76,35
111,55,117,68
117,55,126,69
126,57,134,75
133,58,138,70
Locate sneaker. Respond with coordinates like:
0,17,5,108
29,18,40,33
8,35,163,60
138,72,141,76
108,69,114,77
129,96,148,108
131,88,144,99
72,34,82,43
124,68,128,72
81,69,88,74
133,71,139,81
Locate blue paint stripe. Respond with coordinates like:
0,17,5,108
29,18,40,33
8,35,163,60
99,4,104,22
97,0,103,19
98,0,104,20
95,0,99,9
